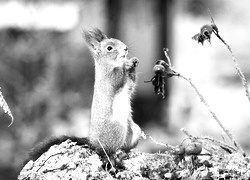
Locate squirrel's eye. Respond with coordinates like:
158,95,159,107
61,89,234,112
106,46,113,51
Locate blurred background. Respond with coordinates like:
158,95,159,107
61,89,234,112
0,0,250,179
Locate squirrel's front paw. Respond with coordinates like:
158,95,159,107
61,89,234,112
130,57,139,68
126,57,139,70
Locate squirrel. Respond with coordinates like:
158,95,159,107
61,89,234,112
25,28,142,165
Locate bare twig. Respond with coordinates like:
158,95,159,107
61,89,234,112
178,71,245,155
164,49,245,156
208,11,250,104
148,135,167,147
180,128,196,140
215,33,250,104
163,48,172,66
198,136,237,153
181,128,237,155
96,138,115,171
181,128,237,154
147,135,184,154
178,74,230,137
147,135,176,151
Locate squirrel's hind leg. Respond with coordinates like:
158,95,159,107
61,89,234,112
122,119,142,152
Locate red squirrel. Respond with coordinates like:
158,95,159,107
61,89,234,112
25,29,142,164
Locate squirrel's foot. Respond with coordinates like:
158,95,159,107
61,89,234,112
114,151,129,169
101,151,128,171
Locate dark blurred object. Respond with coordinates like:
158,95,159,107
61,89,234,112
145,59,178,99
134,0,173,127
106,0,123,38
184,0,220,17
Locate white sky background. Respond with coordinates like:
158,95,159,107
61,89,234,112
168,0,250,150
0,1,79,31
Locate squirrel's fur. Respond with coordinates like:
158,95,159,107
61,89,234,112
85,29,141,155
28,136,90,161
24,29,142,163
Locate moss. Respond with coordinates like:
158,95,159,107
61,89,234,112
18,139,250,180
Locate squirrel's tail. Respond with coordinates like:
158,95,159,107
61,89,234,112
23,136,90,166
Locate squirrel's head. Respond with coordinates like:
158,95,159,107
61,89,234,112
84,29,128,65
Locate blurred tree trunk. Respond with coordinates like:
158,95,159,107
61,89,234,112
134,0,173,128
105,0,173,127
155,0,173,125
106,0,123,38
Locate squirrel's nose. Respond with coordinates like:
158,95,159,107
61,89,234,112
124,47,128,51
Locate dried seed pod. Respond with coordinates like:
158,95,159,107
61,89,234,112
155,59,168,68
145,53,178,99
201,25,213,36
153,64,165,75
145,60,168,98
185,142,202,155
192,33,205,45
173,145,185,156
200,24,213,42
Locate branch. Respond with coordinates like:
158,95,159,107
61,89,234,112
147,134,176,153
208,10,250,104
181,128,237,154
163,49,245,156
97,138,115,171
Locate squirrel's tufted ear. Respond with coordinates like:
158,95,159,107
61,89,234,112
83,28,108,54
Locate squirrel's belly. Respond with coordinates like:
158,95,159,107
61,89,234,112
111,84,131,127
